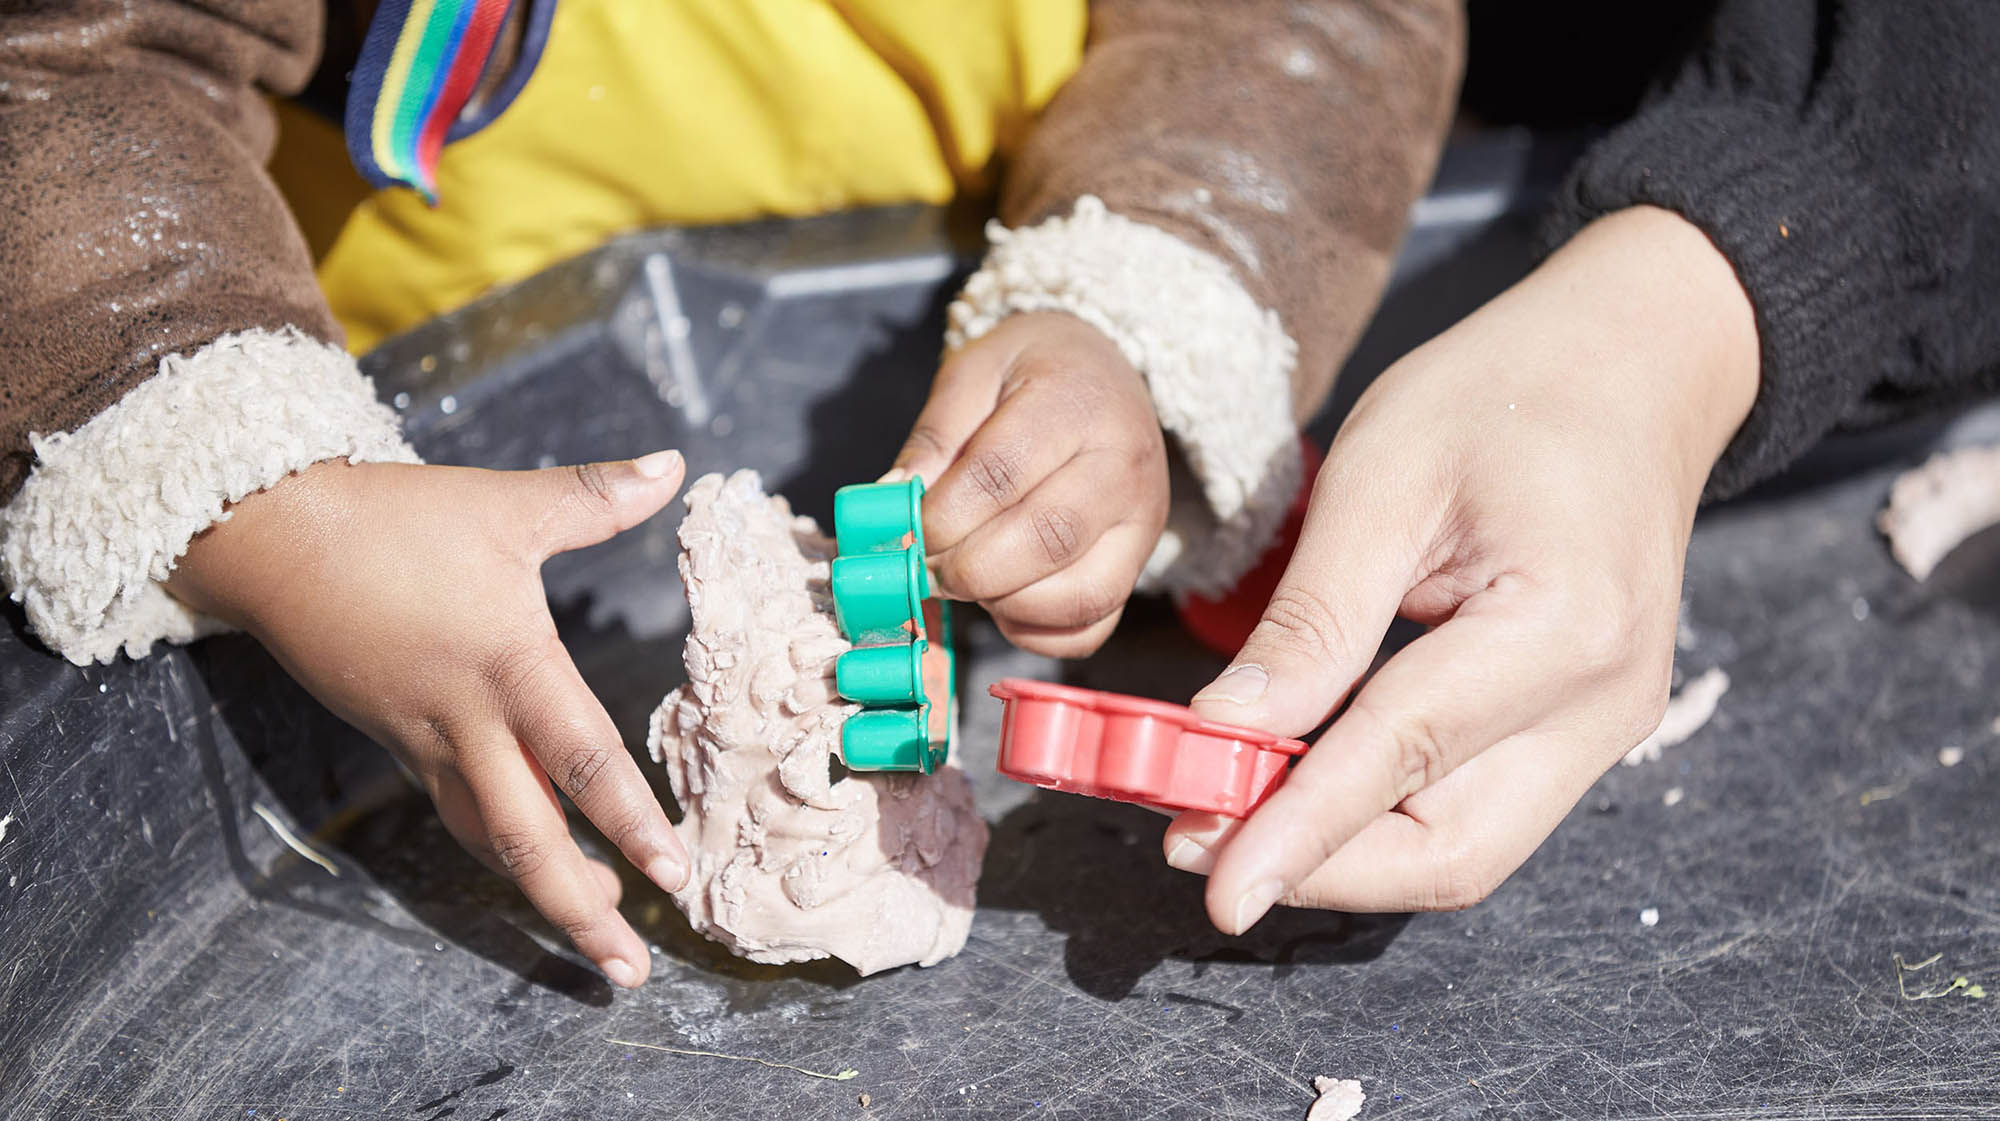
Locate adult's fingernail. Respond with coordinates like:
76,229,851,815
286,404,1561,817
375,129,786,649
1229,878,1285,935
1165,837,1213,874
603,957,642,988
634,449,684,479
878,465,909,484
1195,663,1269,707
647,854,690,894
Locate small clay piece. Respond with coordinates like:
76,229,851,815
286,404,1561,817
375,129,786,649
1623,667,1729,767
1306,1076,1365,1121
1878,443,2000,580
648,472,987,975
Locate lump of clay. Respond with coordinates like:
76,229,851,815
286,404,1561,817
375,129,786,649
648,470,987,975
1878,443,2000,580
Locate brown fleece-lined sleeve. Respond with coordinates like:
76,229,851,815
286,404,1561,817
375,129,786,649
1000,0,1464,420
0,0,336,502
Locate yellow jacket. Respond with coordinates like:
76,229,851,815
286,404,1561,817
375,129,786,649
317,0,1086,352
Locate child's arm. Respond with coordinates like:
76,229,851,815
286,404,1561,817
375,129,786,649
1174,0,2000,933
0,2,686,986
890,0,1465,655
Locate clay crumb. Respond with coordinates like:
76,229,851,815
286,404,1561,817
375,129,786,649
1623,667,1729,766
0,811,13,843
1307,1077,1365,1121
1877,443,2000,580
607,1037,858,1082
1639,907,1660,928
858,1092,871,1107
1662,786,1685,807
1938,746,1965,767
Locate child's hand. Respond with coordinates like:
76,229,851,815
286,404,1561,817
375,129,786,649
889,312,1169,657
1164,207,1762,933
167,452,692,987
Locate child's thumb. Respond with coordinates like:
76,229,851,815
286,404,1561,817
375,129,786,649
517,449,685,557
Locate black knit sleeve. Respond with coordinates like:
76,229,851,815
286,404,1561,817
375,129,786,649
1542,0,2000,499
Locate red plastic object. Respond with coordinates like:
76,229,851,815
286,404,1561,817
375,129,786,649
1174,436,1326,659
989,679,1307,817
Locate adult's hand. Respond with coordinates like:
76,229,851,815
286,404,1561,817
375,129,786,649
1164,207,1760,933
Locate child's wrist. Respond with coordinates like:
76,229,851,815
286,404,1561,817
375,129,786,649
165,458,357,630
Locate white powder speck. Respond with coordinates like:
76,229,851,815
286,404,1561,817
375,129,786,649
1639,907,1660,927
438,395,458,415
392,392,411,410
1663,786,1685,807
1939,746,1965,767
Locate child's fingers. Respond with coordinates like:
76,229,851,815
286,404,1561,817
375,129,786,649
460,746,653,987
973,521,1154,631
515,450,686,559
928,451,1145,603
436,773,627,905
1198,590,1580,936
889,345,1011,486
991,607,1127,661
505,641,690,895
924,382,1087,554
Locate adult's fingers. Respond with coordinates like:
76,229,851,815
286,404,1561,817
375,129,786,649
460,744,652,987
929,452,1152,604
1170,724,1618,913
512,449,686,559
1186,455,1430,740
1200,581,1581,934
1275,725,1613,912
504,637,689,895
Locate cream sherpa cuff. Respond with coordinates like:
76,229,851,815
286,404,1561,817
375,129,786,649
945,196,1303,598
0,328,420,665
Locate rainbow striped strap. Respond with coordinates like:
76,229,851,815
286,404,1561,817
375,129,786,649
344,0,557,201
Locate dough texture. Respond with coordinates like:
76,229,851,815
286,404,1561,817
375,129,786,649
647,471,986,975
1878,443,2000,580
1306,1076,1365,1121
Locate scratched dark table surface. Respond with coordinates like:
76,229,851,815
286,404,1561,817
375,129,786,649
3,135,1996,1121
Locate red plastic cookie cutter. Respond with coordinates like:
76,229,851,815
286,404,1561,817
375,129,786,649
989,678,1307,817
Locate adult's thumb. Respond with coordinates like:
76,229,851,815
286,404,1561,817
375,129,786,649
1187,478,1416,739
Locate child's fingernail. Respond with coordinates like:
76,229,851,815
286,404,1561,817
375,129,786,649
1194,663,1269,707
634,449,684,479
1229,878,1285,935
647,855,689,894
603,957,642,988
1165,837,1213,873
878,465,909,484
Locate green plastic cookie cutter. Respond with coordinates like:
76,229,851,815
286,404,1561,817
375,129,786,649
841,703,945,773
830,547,926,645
835,477,926,556
828,477,954,773
835,638,928,706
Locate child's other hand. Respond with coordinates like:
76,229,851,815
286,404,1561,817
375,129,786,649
890,312,1169,657
166,452,691,987
1164,207,1762,933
